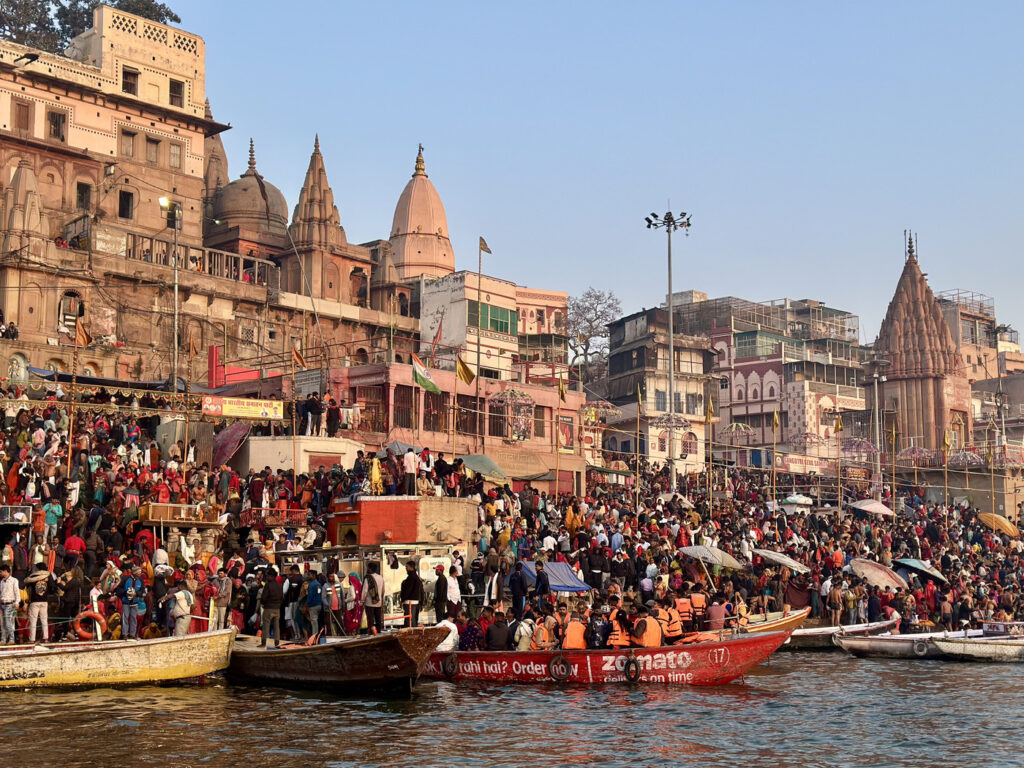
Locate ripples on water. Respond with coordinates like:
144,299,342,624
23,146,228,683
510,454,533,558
5,655,1022,768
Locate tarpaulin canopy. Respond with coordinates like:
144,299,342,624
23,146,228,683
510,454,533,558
28,367,227,394
753,548,810,574
508,561,590,593
213,420,250,468
849,499,895,517
460,454,507,483
894,558,948,585
376,440,422,459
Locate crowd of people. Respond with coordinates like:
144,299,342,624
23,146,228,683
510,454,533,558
0,383,1022,654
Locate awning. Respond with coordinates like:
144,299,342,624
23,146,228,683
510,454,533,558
376,440,422,459
507,561,590,593
28,366,229,394
460,454,507,483
213,421,251,469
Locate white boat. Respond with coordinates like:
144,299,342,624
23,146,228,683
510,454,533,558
781,617,899,651
836,628,983,659
0,628,236,688
930,636,1024,662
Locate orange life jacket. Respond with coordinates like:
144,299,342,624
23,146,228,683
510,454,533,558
608,608,629,647
562,621,586,650
530,624,554,651
665,608,683,637
689,592,708,616
633,617,663,648
676,597,694,623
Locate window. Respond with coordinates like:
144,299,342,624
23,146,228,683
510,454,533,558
169,79,184,107
14,101,30,132
658,436,667,452
146,137,160,164
686,393,698,414
118,190,134,219
655,390,667,412
121,130,136,157
467,300,517,334
75,182,91,211
169,142,182,169
536,309,545,326
534,405,546,438
59,291,83,328
423,391,448,433
122,68,139,95
240,326,255,345
674,392,683,414
393,385,415,429
479,367,500,380
488,402,507,438
47,110,66,142
457,395,480,435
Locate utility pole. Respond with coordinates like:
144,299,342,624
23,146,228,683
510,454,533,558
645,210,691,492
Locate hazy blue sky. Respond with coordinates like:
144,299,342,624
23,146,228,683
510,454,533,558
175,1,1024,342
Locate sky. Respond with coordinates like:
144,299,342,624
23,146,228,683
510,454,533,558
173,1,1024,343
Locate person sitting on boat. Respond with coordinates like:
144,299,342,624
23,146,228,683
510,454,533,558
630,604,663,648
530,614,559,651
435,616,459,652
510,610,536,651
585,604,611,649
561,610,587,650
705,598,730,631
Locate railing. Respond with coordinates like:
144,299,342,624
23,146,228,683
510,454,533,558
116,230,280,289
0,505,30,524
138,502,219,524
240,507,307,527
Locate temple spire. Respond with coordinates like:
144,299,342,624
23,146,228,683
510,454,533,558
413,143,426,177
247,138,256,173
906,230,916,262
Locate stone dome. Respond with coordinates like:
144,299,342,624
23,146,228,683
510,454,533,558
212,139,288,235
389,146,455,280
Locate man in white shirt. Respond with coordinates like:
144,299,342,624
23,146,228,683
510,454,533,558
0,563,18,644
402,449,418,495
445,566,462,616
435,617,459,651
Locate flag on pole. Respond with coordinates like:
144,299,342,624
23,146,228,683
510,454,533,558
292,347,306,369
705,397,714,424
188,334,200,360
412,353,441,394
75,318,92,347
456,355,475,386
558,379,567,403
942,429,951,453
479,237,492,254
772,410,780,433
835,413,843,433
637,384,642,415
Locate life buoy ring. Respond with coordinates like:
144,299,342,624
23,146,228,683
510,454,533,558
623,656,641,683
73,611,107,641
442,651,458,679
548,654,571,682
912,640,929,658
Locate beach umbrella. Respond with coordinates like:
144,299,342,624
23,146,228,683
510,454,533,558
679,545,745,570
894,558,948,585
978,513,1020,538
849,558,908,591
753,548,810,574
849,499,895,517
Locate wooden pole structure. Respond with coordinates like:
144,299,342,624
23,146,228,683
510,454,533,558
65,327,81,480
182,353,192,495
555,374,562,501
291,355,298,480
771,411,778,508
634,384,641,512
990,443,996,516
451,374,457,461
835,414,843,517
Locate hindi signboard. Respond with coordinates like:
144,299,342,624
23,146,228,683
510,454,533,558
202,396,284,420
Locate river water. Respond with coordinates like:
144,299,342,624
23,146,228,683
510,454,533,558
5,654,1021,767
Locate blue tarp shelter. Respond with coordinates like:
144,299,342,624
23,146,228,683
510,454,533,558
506,561,590,593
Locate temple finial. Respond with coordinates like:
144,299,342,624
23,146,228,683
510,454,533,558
906,230,916,262
314,133,320,152
414,143,426,177
248,138,256,172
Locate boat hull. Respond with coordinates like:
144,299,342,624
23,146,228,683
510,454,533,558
781,617,899,651
744,607,811,636
0,629,236,689
930,638,1024,662
836,629,984,659
228,627,447,693
423,630,790,686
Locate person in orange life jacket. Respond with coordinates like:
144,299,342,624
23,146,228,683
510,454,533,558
631,603,663,648
606,595,632,648
689,586,709,630
675,589,695,632
553,601,570,641
561,610,587,649
530,614,559,650
656,597,684,643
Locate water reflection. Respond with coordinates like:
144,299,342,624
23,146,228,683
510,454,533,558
4,656,1022,767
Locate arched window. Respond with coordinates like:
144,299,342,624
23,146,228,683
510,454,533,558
767,385,775,399
355,348,369,365
735,387,744,401
751,388,759,400
681,432,698,457
45,358,64,373
399,293,409,317
8,354,28,381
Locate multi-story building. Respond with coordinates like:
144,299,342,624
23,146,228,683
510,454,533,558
936,289,1024,380
603,307,715,474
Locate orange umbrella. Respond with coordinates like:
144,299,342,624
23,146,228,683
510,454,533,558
978,513,1020,538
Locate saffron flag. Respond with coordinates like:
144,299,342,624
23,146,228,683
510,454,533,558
479,236,492,254
942,429,951,453
75,318,92,348
705,397,714,425
835,413,843,433
412,353,441,394
456,355,475,386
772,410,780,433
292,347,306,369
189,334,200,360
558,379,567,403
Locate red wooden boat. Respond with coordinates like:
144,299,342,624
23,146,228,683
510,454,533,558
424,630,789,686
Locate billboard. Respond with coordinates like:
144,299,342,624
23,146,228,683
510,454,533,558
202,395,284,420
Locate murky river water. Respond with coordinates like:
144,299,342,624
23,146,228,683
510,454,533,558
4,654,1021,767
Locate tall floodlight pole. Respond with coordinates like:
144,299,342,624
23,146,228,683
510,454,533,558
645,211,691,493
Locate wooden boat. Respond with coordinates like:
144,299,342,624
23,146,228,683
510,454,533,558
423,630,790,686
781,617,899,651
836,629,983,659
742,607,811,635
228,627,447,694
0,628,236,688
930,636,1024,662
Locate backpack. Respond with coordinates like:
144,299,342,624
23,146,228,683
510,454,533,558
365,575,380,602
